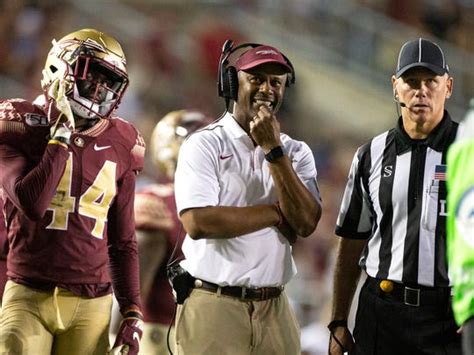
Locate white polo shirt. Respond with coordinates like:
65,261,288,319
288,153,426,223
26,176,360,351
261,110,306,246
175,112,321,287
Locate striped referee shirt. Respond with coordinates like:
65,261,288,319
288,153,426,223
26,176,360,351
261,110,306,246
336,112,458,287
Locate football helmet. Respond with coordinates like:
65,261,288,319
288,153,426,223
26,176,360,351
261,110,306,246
150,110,212,180
41,28,128,120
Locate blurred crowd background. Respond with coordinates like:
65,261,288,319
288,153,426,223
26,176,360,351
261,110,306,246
0,0,473,353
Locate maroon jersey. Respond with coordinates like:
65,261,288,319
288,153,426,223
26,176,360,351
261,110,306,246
0,195,7,302
134,182,182,324
0,98,145,313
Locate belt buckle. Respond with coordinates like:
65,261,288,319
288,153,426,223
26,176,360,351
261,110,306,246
240,286,247,300
404,286,420,306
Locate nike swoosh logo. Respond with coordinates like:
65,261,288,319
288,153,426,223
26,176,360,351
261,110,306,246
219,154,233,160
94,144,111,151
133,331,140,342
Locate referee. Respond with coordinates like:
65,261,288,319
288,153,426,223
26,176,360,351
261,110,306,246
328,38,462,355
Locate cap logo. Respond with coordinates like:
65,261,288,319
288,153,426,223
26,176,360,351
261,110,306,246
256,49,278,56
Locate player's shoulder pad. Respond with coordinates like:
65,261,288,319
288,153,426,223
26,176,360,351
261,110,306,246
0,99,48,145
110,116,146,173
134,185,175,231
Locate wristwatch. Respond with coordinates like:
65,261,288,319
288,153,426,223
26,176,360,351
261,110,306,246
264,146,284,163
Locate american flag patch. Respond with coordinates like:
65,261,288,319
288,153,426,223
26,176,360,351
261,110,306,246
434,164,446,181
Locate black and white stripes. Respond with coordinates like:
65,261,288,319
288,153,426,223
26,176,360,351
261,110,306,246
336,113,458,287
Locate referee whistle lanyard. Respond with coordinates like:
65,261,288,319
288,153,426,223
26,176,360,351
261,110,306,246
53,286,66,330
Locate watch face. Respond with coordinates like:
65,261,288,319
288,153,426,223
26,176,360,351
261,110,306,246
265,146,284,162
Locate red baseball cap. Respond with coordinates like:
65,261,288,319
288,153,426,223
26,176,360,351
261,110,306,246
235,45,292,73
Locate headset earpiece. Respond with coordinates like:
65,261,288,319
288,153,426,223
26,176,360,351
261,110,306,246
226,66,238,101
281,53,295,87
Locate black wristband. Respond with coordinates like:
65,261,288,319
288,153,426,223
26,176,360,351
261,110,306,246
123,310,144,320
264,146,284,163
327,319,348,332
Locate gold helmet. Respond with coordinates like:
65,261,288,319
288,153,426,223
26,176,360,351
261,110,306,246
150,110,212,180
41,28,128,119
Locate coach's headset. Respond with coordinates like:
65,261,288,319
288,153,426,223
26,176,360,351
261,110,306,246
217,39,296,111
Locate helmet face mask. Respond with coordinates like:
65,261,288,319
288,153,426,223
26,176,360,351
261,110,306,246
150,110,212,180
41,29,128,120
71,56,128,119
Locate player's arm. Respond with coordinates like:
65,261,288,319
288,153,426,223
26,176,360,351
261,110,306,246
250,105,320,237
0,142,69,220
108,168,142,315
109,125,145,355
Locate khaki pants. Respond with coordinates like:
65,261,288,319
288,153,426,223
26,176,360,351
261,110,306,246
175,288,300,355
0,280,112,355
140,322,175,355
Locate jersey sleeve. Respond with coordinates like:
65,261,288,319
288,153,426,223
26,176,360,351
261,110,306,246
113,117,145,174
335,146,374,239
0,100,70,221
131,129,145,173
107,168,142,314
0,196,7,257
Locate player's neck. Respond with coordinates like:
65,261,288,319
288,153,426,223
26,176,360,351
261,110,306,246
74,116,99,132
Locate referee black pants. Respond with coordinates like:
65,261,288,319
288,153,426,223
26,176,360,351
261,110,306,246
353,277,461,355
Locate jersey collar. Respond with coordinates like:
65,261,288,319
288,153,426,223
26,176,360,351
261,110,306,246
395,110,455,154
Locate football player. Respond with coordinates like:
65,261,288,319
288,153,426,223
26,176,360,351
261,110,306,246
0,29,145,355
133,110,211,354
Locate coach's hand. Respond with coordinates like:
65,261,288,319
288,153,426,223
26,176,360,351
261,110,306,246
328,324,355,355
249,104,281,152
110,312,144,355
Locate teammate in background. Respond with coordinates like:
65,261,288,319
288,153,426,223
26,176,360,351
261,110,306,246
447,99,474,355
134,110,211,354
329,38,461,354
0,195,7,308
0,29,145,354
174,40,322,354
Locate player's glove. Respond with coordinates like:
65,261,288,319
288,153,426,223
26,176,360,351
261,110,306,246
50,120,74,146
110,311,144,355
48,78,75,145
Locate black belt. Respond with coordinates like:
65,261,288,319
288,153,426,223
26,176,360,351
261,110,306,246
366,277,451,307
193,279,283,301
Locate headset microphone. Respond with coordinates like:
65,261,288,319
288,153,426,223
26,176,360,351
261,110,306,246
393,93,408,108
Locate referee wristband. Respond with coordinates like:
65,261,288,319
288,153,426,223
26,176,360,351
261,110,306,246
327,319,348,332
